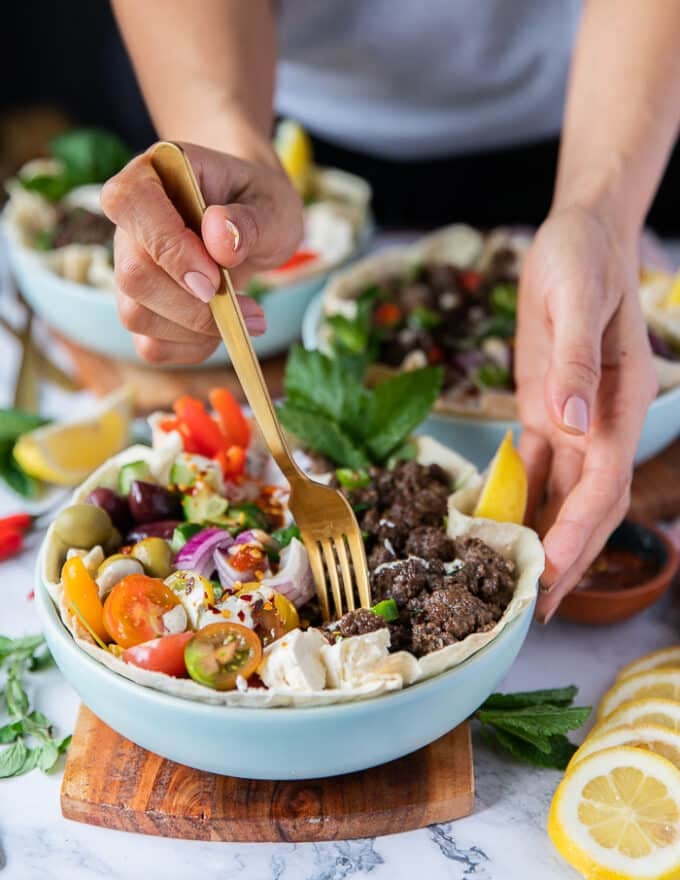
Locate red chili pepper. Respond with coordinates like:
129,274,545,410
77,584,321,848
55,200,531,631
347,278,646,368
272,249,318,273
209,388,250,449
0,513,33,534
0,530,24,562
460,270,482,293
375,303,403,328
173,396,225,457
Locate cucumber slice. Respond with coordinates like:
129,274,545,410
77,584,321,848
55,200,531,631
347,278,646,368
181,490,228,523
170,522,204,553
119,460,151,495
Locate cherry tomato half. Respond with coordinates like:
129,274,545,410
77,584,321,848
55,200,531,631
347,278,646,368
184,622,262,690
103,574,182,648
123,631,193,677
61,556,108,643
209,387,251,448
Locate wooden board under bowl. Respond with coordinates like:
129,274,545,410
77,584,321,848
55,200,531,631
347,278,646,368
61,707,474,842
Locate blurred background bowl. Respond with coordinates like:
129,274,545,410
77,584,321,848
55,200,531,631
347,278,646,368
302,290,680,468
4,222,373,367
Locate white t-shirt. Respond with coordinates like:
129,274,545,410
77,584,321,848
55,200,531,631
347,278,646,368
276,0,582,159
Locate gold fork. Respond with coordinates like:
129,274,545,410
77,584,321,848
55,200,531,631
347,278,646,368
149,141,370,620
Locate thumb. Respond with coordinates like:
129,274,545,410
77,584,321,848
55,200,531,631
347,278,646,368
202,203,264,271
545,298,604,436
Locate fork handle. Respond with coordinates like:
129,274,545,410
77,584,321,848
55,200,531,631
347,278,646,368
149,141,303,483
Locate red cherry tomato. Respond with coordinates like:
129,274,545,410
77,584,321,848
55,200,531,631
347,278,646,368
103,574,182,648
173,396,225,457
122,631,193,677
209,388,251,448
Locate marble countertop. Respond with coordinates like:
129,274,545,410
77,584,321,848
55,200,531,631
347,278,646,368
1,243,679,880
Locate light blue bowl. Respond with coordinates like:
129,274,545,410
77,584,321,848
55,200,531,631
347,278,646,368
6,239,328,366
35,571,535,780
303,291,680,469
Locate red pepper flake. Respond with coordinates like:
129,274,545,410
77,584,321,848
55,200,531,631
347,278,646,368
460,270,482,293
239,593,252,602
427,345,444,365
26,590,35,602
375,302,403,328
237,610,246,622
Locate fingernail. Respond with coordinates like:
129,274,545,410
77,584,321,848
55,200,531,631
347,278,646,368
562,396,589,434
184,271,217,303
225,219,240,252
245,316,267,336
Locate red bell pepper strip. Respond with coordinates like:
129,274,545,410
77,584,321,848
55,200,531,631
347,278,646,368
209,388,250,449
172,396,225,458
215,446,246,480
272,249,318,273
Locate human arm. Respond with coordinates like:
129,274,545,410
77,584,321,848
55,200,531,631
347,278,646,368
516,0,680,621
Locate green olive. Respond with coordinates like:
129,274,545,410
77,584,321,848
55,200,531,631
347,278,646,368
54,504,113,549
130,537,173,578
103,527,122,555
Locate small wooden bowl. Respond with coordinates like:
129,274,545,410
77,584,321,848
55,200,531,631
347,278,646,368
557,520,679,625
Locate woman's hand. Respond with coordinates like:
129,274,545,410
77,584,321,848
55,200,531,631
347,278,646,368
515,205,657,622
101,142,303,364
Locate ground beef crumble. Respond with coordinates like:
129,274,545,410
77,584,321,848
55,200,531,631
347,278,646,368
330,461,517,657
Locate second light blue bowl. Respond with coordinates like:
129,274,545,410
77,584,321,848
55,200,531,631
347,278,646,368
36,571,535,780
303,291,680,468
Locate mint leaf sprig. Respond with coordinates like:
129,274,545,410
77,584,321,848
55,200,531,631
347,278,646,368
475,686,591,770
0,634,71,779
277,346,443,469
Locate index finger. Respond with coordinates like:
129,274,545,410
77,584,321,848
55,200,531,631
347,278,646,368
101,153,221,302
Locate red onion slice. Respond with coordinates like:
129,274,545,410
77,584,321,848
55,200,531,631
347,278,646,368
173,527,233,579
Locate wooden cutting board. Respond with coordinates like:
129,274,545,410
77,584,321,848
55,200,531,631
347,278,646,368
61,706,474,842
54,334,288,414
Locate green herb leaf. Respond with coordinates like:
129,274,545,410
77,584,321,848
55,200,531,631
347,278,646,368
0,443,40,498
271,524,301,548
283,346,368,427
477,704,592,739
50,128,131,188
475,363,512,389
20,172,74,202
35,740,60,773
0,740,29,778
0,721,24,744
244,278,269,302
58,734,72,754
277,403,370,470
482,686,579,710
0,634,45,664
5,667,30,719
0,409,49,443
487,727,578,771
359,366,443,462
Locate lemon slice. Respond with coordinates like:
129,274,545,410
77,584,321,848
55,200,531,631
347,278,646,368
592,700,680,738
549,746,680,880
14,387,133,486
617,647,680,682
472,430,528,524
275,119,313,195
664,272,680,308
598,669,680,721
569,725,680,771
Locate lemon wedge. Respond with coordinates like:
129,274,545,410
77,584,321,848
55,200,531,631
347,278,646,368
598,669,680,721
549,746,680,880
14,386,133,486
617,647,680,682
569,725,680,772
664,272,680,308
275,119,313,195
592,699,680,738
472,430,528,524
